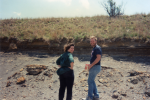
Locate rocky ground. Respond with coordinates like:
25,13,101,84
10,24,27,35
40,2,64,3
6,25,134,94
0,51,150,100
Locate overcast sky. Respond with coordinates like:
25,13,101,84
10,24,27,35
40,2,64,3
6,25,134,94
0,0,150,19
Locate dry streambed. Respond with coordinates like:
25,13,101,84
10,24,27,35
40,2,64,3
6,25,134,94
0,52,150,100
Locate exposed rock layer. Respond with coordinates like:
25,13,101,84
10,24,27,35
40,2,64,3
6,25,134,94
0,37,150,55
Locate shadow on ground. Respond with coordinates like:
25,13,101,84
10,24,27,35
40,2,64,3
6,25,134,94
1,49,150,66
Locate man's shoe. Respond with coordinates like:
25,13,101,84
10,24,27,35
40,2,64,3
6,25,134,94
86,96,92,100
93,96,99,100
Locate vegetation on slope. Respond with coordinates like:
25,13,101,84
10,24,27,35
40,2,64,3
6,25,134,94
0,14,150,41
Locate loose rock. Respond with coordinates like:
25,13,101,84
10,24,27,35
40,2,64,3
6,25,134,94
128,70,143,76
17,77,25,84
112,94,118,99
145,92,150,97
131,79,138,84
6,81,11,87
84,88,88,92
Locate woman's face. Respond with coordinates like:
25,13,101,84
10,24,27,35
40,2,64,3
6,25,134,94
68,46,74,53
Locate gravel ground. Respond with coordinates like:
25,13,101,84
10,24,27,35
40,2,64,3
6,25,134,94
0,51,150,100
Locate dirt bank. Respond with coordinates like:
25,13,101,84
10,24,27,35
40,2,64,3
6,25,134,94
1,37,150,56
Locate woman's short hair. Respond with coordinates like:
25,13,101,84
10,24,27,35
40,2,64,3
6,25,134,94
90,36,97,41
64,43,75,52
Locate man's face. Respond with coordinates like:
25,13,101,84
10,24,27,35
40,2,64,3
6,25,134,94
90,38,97,47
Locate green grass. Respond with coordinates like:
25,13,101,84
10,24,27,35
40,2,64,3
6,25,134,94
0,13,150,41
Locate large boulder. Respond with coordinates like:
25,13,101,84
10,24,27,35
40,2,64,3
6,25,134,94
26,65,47,75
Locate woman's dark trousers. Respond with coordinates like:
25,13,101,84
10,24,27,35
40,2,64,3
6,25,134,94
59,70,74,100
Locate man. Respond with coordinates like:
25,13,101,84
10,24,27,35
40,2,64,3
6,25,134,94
85,36,102,100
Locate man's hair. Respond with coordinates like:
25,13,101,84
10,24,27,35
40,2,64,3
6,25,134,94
64,43,75,52
90,36,97,41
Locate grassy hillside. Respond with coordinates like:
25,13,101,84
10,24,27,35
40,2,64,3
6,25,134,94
0,14,150,41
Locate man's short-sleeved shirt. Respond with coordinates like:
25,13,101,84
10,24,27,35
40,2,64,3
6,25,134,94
90,45,102,65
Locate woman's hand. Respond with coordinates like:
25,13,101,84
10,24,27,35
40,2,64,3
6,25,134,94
69,62,74,70
58,65,61,68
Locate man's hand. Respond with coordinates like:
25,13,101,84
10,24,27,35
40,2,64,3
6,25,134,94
88,64,92,70
88,54,101,70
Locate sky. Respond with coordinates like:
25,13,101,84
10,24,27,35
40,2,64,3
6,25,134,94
0,0,150,19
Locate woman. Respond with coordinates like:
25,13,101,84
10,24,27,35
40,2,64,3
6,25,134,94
56,43,75,100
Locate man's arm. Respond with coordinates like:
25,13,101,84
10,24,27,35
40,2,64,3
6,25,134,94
88,54,101,70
